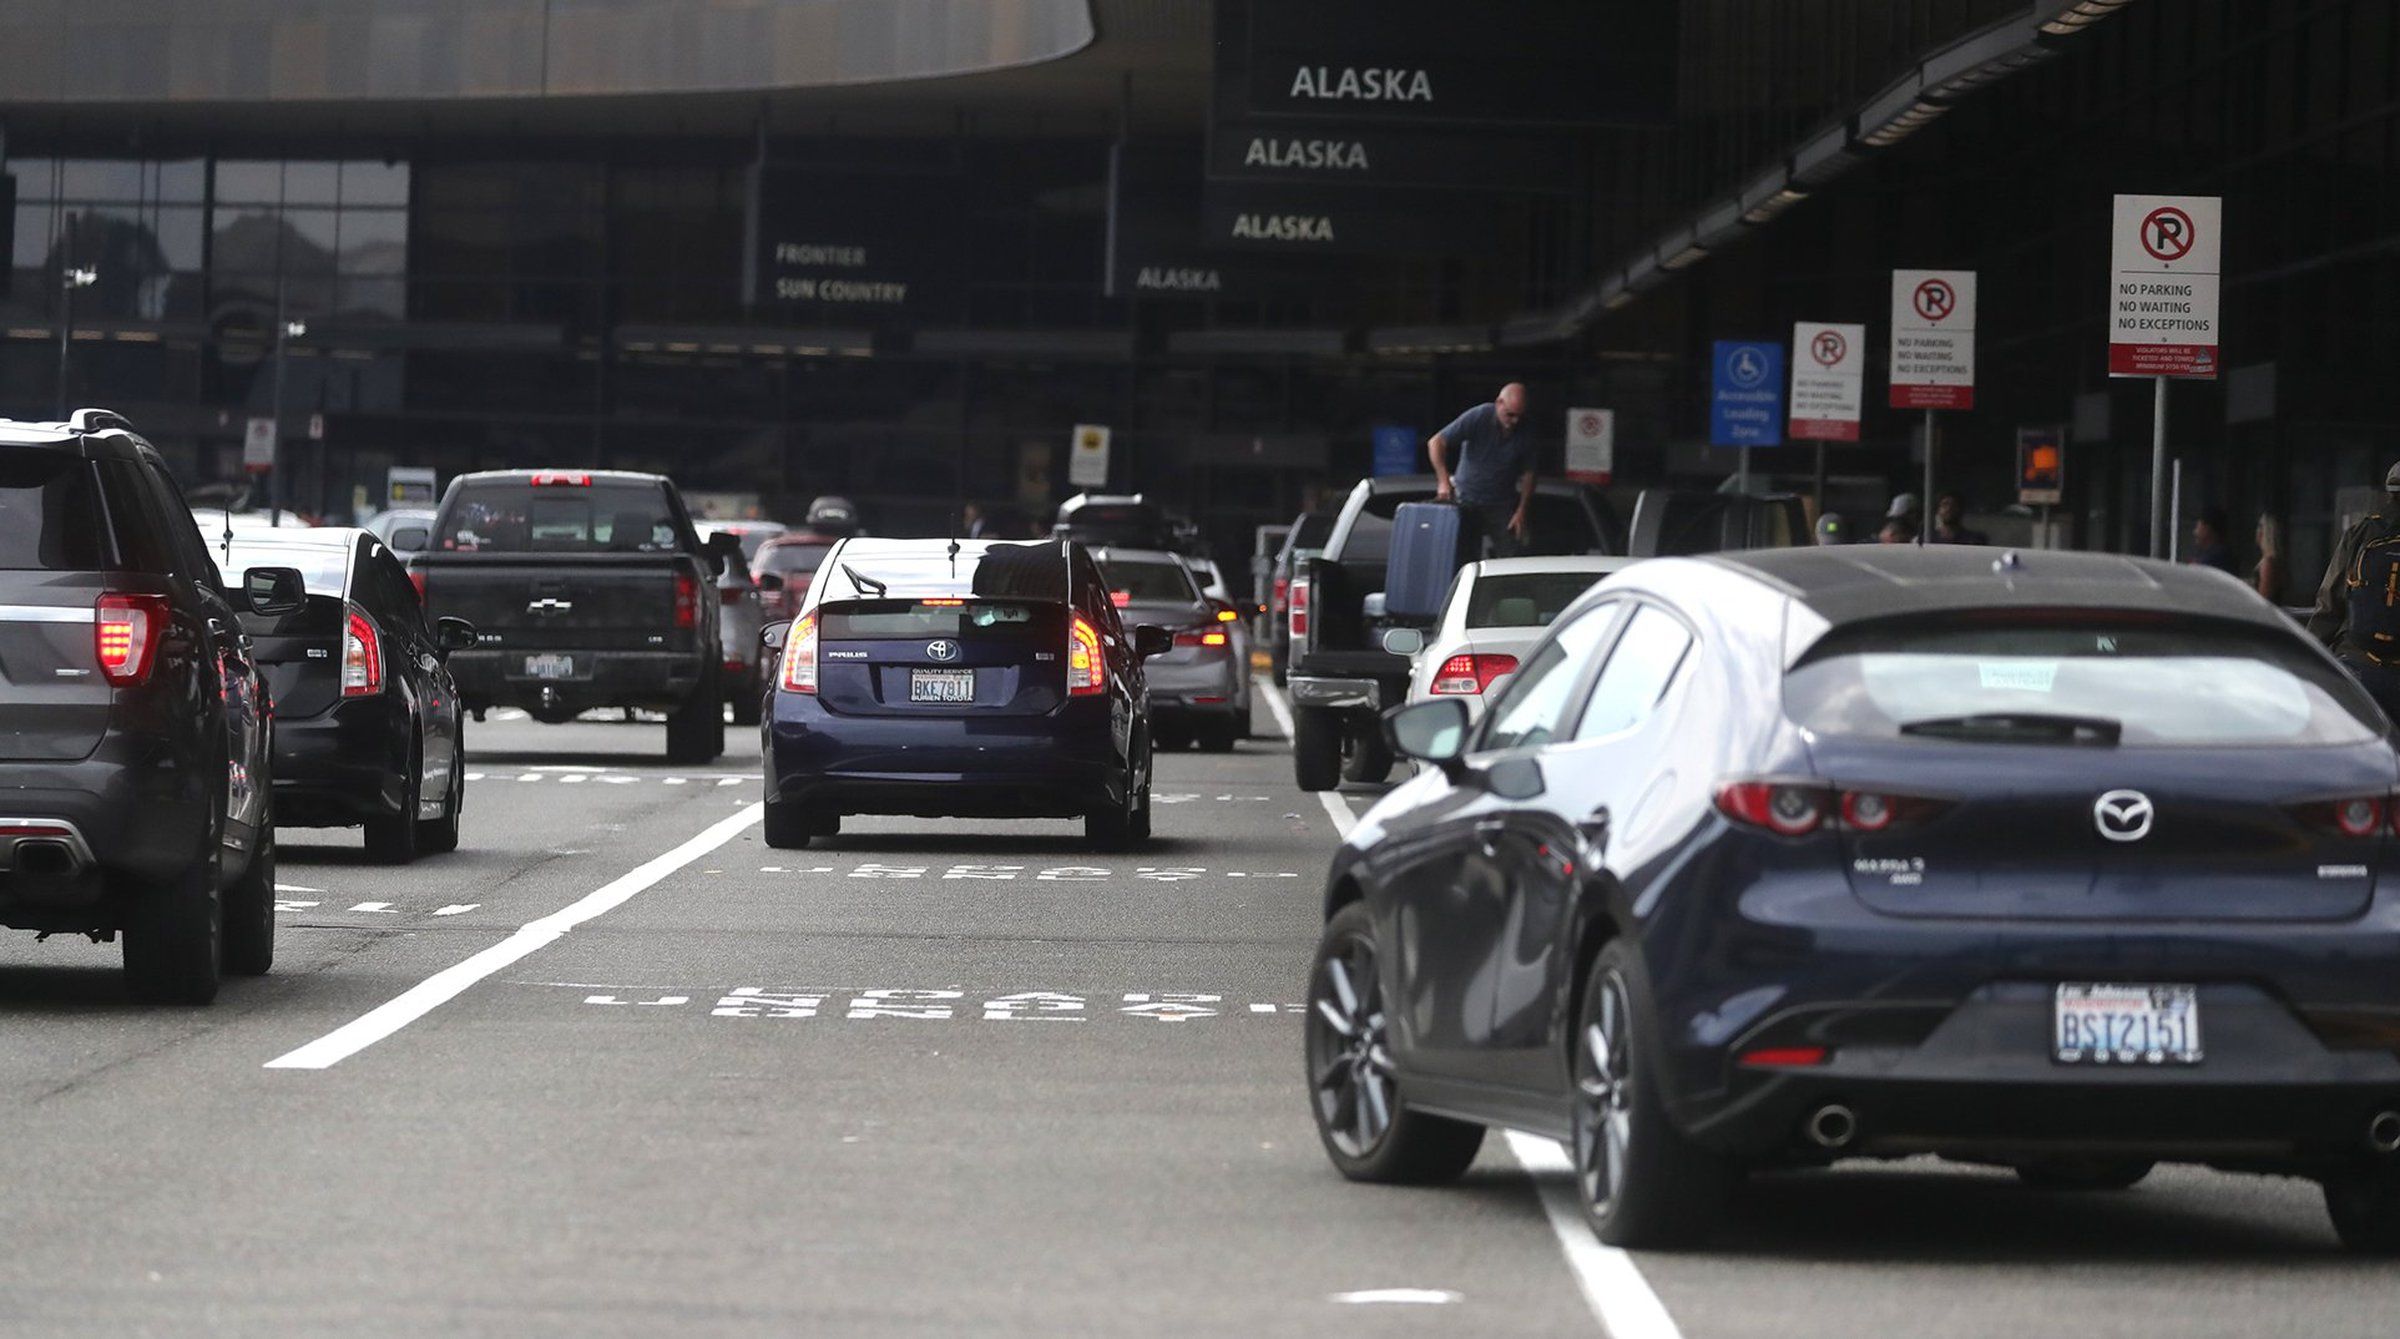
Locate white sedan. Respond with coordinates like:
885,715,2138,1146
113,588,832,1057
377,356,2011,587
1382,555,1636,719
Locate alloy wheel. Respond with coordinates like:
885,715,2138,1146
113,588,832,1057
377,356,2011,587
1308,936,1394,1157
1574,969,1636,1220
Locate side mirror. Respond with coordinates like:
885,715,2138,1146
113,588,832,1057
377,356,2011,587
392,525,430,551
756,571,786,592
761,620,792,652
434,616,478,654
1133,624,1174,659
1381,627,1425,657
1383,698,1471,779
241,565,307,617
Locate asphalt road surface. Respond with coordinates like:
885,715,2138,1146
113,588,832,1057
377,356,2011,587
0,687,2394,1336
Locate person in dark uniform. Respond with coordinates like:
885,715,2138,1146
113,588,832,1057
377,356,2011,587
1428,383,1535,559
2309,463,2400,722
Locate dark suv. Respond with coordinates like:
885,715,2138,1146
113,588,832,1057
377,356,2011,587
0,410,305,1003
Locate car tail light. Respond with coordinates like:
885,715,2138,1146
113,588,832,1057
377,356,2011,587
674,570,699,629
779,615,818,694
1272,576,1290,615
408,569,427,601
1430,653,1517,695
1068,614,1105,696
1215,606,1239,623
1720,780,1950,836
94,593,169,687
530,471,590,486
1289,579,1310,637
1173,628,1231,650
2290,795,2390,838
720,584,747,605
1738,1046,1831,1068
1110,591,1132,608
342,604,384,696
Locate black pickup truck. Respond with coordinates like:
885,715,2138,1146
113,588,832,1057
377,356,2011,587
1283,475,1621,791
409,469,727,763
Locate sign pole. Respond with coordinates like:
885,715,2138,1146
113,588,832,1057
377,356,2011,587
2149,375,2168,557
1920,415,1939,551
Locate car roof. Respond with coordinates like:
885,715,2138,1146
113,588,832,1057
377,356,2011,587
1468,555,1638,579
758,531,836,548
1703,546,2288,630
452,468,667,485
1089,547,1189,565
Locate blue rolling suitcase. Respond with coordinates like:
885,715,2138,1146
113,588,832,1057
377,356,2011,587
1383,500,1467,621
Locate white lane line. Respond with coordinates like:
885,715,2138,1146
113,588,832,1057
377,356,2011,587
1259,679,1296,740
1330,1289,1461,1306
1503,1132,1685,1339
264,802,764,1071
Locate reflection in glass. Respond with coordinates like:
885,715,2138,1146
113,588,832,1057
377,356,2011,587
60,160,144,202
214,161,282,205
283,161,339,206
337,210,407,274
341,162,409,208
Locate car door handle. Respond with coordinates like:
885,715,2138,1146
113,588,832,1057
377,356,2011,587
1475,818,1507,858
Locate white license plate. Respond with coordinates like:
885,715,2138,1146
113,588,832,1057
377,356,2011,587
909,669,976,703
2054,983,2202,1065
524,654,575,680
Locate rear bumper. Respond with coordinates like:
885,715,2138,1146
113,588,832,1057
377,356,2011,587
1287,674,1388,712
766,693,1128,818
0,732,215,925
273,697,408,826
450,648,708,712
1147,655,1243,714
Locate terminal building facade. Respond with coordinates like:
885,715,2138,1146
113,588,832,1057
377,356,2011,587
0,0,2390,589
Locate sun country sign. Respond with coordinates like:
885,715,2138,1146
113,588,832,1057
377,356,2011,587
1789,321,1866,441
2109,194,2221,379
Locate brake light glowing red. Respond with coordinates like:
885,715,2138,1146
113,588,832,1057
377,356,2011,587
1430,653,1517,695
95,593,168,687
342,605,384,696
674,570,698,630
1068,615,1105,696
1739,1046,1831,1068
530,471,590,486
1173,627,1232,650
1110,591,1132,608
780,616,818,694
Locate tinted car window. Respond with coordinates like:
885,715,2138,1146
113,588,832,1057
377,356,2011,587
1574,606,1692,741
1478,605,1620,752
0,451,110,571
1785,617,2380,746
1466,571,1610,628
1098,558,1200,603
142,467,228,593
439,481,679,553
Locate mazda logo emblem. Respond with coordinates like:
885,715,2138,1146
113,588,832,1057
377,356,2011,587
925,639,961,663
2093,789,2154,842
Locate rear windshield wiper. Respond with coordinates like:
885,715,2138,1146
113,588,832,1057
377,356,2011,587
842,564,889,597
1897,712,2124,745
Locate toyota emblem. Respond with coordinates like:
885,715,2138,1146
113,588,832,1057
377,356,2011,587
2093,790,2154,843
925,639,961,663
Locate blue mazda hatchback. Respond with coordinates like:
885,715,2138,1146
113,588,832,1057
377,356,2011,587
1309,546,2400,1252
761,537,1167,851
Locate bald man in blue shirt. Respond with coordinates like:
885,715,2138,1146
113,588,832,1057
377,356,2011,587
1429,382,1535,557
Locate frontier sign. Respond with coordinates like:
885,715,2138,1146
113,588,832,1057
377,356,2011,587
2109,194,2221,379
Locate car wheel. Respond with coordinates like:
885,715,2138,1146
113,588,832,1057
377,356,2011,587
1304,902,1484,1182
763,799,814,850
364,751,422,865
418,747,465,855
2016,1158,2154,1191
1574,941,1733,1247
1155,722,1192,753
1293,707,1343,792
1342,726,1394,784
221,822,276,978
122,846,223,1006
730,671,764,727
2325,1165,2400,1253
666,674,726,764
1197,716,1238,753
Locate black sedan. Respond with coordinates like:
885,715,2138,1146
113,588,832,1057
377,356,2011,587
220,529,476,862
1307,546,2400,1252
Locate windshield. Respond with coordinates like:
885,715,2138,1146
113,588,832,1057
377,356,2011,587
1786,617,2381,747
1465,571,1609,628
437,481,681,553
1098,557,1200,604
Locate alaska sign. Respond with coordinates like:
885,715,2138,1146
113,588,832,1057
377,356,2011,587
1208,122,1577,192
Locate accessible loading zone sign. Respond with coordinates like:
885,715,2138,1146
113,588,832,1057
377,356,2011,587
1709,341,1785,447
2109,194,2220,379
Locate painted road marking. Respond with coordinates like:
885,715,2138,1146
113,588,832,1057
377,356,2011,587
264,803,765,1070
1301,744,1680,1339
742,863,1300,882
557,984,1304,1022
1330,1289,1461,1306
1259,681,1296,740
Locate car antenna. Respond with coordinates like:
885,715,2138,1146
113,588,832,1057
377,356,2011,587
842,563,888,597
221,510,234,563
947,536,961,577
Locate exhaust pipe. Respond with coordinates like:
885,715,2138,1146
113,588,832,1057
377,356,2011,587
2367,1111,2400,1155
1804,1103,1859,1151
14,839,81,877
